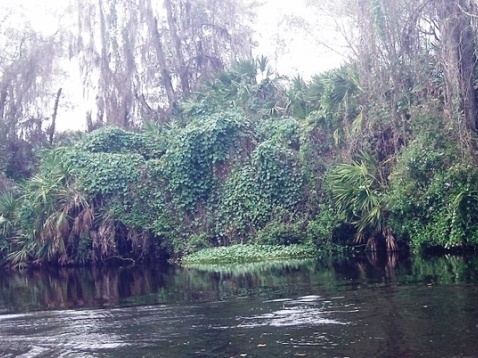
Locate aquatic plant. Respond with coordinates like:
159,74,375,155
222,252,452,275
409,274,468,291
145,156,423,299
181,244,316,264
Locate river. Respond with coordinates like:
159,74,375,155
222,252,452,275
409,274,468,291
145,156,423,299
0,254,477,357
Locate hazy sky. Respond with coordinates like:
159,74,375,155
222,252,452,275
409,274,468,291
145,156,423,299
255,0,345,77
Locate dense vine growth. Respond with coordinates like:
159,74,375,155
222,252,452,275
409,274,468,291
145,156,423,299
2,0,478,266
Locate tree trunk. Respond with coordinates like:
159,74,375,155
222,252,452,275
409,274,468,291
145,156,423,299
164,0,190,96
152,18,177,112
438,0,478,156
48,88,62,145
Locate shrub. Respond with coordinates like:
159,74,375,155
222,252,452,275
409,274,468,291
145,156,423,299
77,126,164,159
217,140,305,243
326,153,396,251
390,160,478,250
255,220,305,246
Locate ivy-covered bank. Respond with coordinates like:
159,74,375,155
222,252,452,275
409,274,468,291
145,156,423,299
3,53,478,266
5,1,478,266
0,111,315,266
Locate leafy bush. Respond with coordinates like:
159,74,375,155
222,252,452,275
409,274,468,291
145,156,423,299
255,220,305,246
217,140,305,242
217,165,261,241
162,111,253,212
306,204,337,245
386,123,478,251
327,153,396,251
390,159,478,250
66,151,145,196
252,140,304,211
257,117,300,149
77,126,164,159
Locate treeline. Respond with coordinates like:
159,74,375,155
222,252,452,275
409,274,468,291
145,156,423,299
3,0,478,266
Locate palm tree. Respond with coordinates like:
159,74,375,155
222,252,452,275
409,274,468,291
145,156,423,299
328,153,397,251
7,149,96,265
0,191,17,258
285,75,309,120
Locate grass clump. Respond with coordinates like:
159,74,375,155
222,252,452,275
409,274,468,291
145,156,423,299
181,244,315,264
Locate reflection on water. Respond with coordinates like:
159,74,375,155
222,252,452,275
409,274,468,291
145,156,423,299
0,254,477,357
235,295,347,328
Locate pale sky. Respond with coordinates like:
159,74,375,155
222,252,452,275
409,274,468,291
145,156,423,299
1,0,346,131
254,0,346,77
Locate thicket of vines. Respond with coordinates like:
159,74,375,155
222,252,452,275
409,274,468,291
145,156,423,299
3,1,478,266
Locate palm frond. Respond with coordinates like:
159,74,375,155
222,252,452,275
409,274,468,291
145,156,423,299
328,153,396,250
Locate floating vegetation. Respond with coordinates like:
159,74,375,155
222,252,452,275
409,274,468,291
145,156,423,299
181,244,316,265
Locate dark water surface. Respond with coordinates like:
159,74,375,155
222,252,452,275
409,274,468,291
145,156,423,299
0,254,477,357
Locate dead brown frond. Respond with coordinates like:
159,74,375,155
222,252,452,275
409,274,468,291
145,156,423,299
95,213,116,259
72,205,94,236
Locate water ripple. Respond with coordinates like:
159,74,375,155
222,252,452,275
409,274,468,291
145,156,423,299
235,295,349,328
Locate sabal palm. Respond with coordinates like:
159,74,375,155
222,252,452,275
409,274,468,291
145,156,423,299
286,75,309,119
0,191,17,258
328,153,396,251
11,149,95,264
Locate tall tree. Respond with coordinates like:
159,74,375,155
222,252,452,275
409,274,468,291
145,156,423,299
305,0,478,161
0,7,64,179
71,0,256,128
435,0,478,156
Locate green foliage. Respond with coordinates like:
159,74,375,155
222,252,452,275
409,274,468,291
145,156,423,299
182,244,315,264
285,75,309,119
77,126,164,159
217,165,261,240
304,65,360,123
256,117,300,149
181,57,284,118
66,151,145,196
306,204,338,245
3,132,167,266
218,141,304,241
327,153,396,250
252,140,304,210
6,149,93,265
294,66,362,204
5,52,478,266
162,111,253,212
390,145,478,250
255,220,305,246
